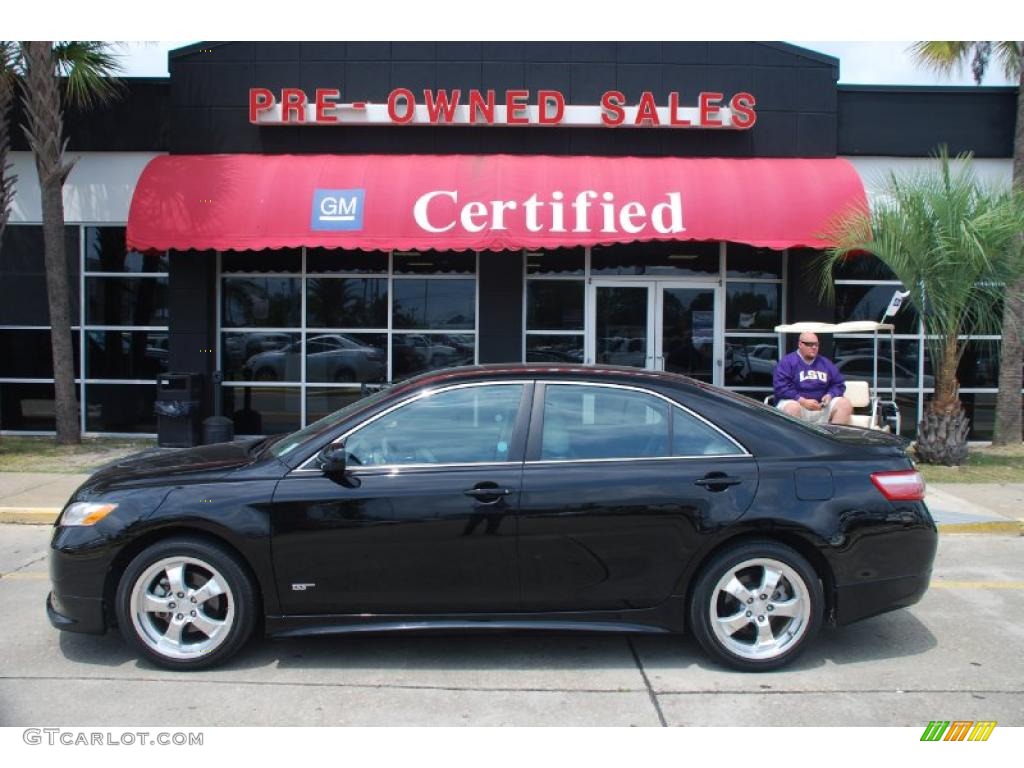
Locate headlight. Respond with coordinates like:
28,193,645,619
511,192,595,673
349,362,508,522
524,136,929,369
59,502,118,527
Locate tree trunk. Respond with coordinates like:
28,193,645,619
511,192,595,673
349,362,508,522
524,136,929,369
992,43,1024,446
917,337,970,465
0,64,16,245
0,64,15,440
916,401,971,465
21,42,79,444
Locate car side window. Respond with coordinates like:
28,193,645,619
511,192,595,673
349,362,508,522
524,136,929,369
540,384,740,460
343,384,524,467
541,385,669,460
671,409,741,456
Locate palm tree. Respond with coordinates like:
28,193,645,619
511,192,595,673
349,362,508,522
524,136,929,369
910,41,1024,447
818,152,1024,465
0,42,121,443
0,43,17,247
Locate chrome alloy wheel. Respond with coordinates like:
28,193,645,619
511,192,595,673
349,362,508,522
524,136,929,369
708,557,810,662
129,556,235,661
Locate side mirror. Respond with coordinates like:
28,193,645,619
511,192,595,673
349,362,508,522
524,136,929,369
320,443,348,476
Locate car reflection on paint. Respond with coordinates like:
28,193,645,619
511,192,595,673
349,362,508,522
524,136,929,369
47,364,936,673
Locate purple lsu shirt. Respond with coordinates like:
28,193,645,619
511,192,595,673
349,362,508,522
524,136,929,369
772,350,846,402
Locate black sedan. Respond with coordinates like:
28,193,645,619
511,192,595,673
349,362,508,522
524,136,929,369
48,364,936,672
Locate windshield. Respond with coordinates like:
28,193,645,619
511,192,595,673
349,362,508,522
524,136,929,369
267,387,394,460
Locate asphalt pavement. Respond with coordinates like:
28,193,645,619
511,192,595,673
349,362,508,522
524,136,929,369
0,524,1021,725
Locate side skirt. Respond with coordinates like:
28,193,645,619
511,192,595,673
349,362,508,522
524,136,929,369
264,599,688,638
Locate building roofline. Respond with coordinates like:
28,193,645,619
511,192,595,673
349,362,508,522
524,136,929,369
839,84,1018,94
169,41,231,59
768,42,839,67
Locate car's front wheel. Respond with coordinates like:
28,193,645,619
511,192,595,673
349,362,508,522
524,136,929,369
115,537,257,670
689,541,823,672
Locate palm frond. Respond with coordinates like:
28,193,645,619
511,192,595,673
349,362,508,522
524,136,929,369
909,41,973,78
819,150,1024,404
51,41,123,108
994,41,1022,79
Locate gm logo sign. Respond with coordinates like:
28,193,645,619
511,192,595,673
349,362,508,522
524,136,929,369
311,189,365,231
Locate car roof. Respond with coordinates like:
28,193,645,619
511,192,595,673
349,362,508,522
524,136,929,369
397,363,707,393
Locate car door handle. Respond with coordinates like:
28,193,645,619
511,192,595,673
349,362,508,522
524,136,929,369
694,474,743,490
464,487,514,498
464,486,514,505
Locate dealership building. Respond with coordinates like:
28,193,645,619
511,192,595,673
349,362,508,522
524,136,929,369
1,41,1017,441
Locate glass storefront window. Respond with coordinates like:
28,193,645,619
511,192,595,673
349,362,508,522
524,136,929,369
221,332,301,381
305,333,387,384
0,383,78,431
221,249,302,273
392,279,475,330
86,276,169,327
832,284,919,334
0,329,81,379
306,249,388,274
725,283,781,332
725,336,778,387
833,338,922,389
525,334,585,364
525,247,585,276
831,254,897,281
222,386,301,435
222,277,301,328
393,250,476,275
591,242,719,276
85,227,167,272
392,333,475,380
84,384,157,433
925,339,1003,389
305,387,370,423
306,278,388,328
726,245,783,278
86,331,168,379
526,280,584,331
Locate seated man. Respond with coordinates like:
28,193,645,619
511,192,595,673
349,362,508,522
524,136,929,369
772,332,852,425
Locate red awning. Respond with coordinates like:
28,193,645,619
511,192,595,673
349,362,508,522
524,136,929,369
127,154,866,253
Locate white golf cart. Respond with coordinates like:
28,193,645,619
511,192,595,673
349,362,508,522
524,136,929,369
768,319,903,433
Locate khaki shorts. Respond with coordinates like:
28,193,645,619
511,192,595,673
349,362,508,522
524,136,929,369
776,398,841,424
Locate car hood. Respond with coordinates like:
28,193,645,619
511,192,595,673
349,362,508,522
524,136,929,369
78,439,264,493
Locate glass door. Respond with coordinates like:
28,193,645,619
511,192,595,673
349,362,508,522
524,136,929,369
588,282,655,369
657,285,718,383
588,280,722,383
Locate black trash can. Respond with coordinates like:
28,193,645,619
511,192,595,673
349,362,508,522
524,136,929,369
155,372,203,448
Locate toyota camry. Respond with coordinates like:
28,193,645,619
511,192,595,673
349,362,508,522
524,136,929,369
48,364,936,672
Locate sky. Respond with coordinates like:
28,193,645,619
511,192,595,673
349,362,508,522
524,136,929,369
115,40,1017,87
9,0,1020,88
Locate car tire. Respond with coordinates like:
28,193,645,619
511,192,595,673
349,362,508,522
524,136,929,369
115,537,257,671
688,540,823,672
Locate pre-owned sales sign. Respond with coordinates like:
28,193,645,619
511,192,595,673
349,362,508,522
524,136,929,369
249,87,758,129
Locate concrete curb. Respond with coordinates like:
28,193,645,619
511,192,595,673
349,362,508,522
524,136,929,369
0,508,59,525
936,520,1023,535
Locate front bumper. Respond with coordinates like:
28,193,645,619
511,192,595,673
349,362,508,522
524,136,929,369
46,590,106,635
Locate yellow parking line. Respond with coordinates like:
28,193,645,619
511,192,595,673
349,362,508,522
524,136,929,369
930,580,1024,590
0,572,48,581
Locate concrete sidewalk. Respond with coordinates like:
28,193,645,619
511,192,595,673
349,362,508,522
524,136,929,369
0,469,1019,533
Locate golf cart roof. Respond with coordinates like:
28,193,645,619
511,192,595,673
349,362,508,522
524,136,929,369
774,321,895,334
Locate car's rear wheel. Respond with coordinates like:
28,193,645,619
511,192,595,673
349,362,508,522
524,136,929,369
115,537,256,670
689,541,822,671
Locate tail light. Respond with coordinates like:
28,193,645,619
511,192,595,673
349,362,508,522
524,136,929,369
870,470,926,501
